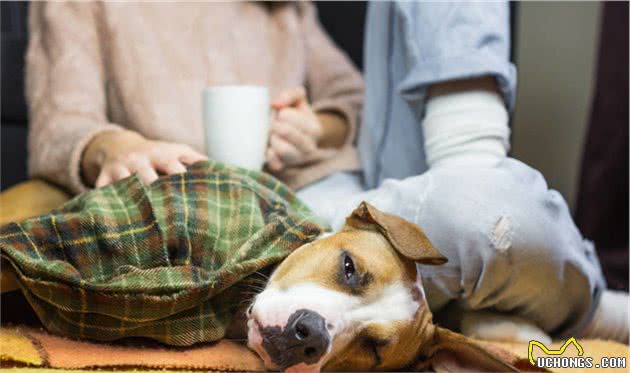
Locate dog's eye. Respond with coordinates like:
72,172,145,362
343,254,355,280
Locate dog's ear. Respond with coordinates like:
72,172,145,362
344,202,447,265
415,327,542,372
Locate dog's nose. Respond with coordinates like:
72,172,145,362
290,310,329,359
261,309,330,369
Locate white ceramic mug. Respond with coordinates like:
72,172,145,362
202,85,271,170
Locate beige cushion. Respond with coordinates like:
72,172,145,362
1,180,70,293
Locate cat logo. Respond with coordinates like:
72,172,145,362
528,337,584,366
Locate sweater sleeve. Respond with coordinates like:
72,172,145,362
300,2,364,150
275,2,364,190
26,2,122,194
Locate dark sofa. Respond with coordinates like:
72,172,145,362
1,1,29,190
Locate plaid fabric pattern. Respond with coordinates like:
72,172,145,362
0,161,326,346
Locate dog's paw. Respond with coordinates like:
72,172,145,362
460,310,552,344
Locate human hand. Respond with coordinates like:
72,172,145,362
266,87,323,172
82,130,207,188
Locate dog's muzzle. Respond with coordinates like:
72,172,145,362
261,309,330,369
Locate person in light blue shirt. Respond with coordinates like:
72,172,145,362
297,2,627,343
360,2,516,187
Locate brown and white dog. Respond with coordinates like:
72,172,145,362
245,202,527,372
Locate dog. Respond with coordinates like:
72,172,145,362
244,202,529,372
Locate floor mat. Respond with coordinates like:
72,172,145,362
0,326,264,371
2,326,628,372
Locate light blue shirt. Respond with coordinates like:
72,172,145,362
359,1,517,188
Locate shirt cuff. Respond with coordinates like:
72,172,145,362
397,49,517,111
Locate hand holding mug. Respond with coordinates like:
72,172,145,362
267,87,323,172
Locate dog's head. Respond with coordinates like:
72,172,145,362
247,202,521,372
246,202,446,371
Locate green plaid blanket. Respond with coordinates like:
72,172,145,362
0,161,326,346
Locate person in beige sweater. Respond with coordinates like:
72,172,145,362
26,1,363,194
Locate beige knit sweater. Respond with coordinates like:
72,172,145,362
26,1,363,194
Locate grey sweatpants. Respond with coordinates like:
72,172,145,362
297,158,605,338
